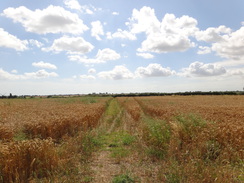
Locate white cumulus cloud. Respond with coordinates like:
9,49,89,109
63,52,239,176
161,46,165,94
0,68,58,80
135,63,175,77
136,52,154,59
68,48,120,64
96,48,120,61
43,36,94,54
0,68,24,80
64,0,81,11
91,21,104,40
98,65,134,80
195,25,231,42
128,6,160,34
32,61,57,70
3,5,88,34
127,7,198,53
107,29,136,40
181,61,226,77
80,74,96,80
64,1,95,14
0,28,28,51
24,69,58,79
212,27,244,60
112,12,119,15
138,33,195,53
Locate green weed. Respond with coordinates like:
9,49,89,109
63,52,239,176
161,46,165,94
105,98,121,123
122,133,136,146
142,117,171,159
110,147,130,159
80,132,102,159
13,130,28,141
165,160,181,183
112,173,135,183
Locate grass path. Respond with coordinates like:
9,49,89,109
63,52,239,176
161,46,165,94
89,98,125,182
88,98,161,183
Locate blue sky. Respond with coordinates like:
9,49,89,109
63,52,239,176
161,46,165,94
0,0,244,95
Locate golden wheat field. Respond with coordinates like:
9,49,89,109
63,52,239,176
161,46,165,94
0,95,243,182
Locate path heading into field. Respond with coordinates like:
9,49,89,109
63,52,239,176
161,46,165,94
89,98,160,183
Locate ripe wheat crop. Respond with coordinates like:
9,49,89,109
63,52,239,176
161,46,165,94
0,97,110,182
134,95,243,182
0,96,243,182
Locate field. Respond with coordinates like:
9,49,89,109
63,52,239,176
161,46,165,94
0,95,243,182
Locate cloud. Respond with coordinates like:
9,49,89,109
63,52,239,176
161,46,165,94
88,68,96,74
214,59,244,67
181,61,226,77
135,63,175,77
112,12,119,15
106,29,136,40
127,7,198,53
0,28,28,51
24,69,58,79
32,61,57,70
136,52,154,59
0,68,58,80
79,74,96,80
195,25,231,42
3,5,88,34
128,6,160,34
197,46,211,55
212,27,244,60
69,48,120,64
0,68,24,80
98,65,134,80
64,0,81,11
43,36,94,54
226,68,244,76
96,48,120,61
91,21,104,40
138,34,195,53
195,25,244,60
11,70,18,74
29,39,43,48
64,0,96,14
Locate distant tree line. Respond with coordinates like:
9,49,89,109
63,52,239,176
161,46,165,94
111,91,244,97
1,91,244,99
0,93,25,99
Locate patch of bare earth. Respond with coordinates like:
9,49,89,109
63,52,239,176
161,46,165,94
90,150,121,183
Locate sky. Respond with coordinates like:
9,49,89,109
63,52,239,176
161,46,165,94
0,0,244,95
